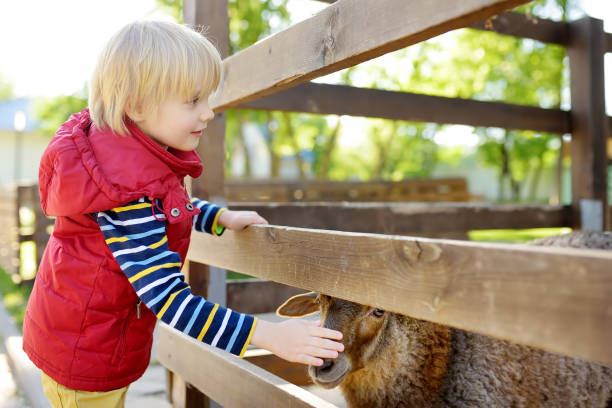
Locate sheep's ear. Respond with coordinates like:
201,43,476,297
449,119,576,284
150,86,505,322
276,292,319,318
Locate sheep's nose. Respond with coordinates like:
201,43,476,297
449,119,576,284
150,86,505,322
318,359,335,373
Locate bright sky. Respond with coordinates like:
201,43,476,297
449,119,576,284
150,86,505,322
0,0,610,147
1,0,170,97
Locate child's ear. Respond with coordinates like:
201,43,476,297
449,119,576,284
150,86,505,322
125,101,146,122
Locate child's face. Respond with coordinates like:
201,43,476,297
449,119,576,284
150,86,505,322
134,93,214,151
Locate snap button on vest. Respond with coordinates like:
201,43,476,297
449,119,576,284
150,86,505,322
171,208,181,217
186,203,194,211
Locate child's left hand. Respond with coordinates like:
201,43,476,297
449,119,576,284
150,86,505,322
218,209,268,231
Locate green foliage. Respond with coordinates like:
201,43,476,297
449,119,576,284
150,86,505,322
155,0,183,22
400,0,573,200
468,227,571,243
33,89,88,137
0,267,32,328
0,71,14,101
227,0,290,54
155,0,290,54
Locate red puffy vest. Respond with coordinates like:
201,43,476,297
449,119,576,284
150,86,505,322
23,109,203,391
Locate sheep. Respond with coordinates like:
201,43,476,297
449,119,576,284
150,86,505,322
277,231,612,408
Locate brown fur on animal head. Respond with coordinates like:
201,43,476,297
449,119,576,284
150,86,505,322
277,292,450,396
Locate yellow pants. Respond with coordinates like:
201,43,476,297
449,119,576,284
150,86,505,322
41,372,128,408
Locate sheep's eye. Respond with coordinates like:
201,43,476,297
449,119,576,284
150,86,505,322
372,309,385,318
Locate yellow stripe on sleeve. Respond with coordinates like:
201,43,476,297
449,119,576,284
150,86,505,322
149,235,168,249
111,203,152,212
156,287,189,319
128,262,182,283
239,317,258,358
106,236,129,244
196,304,219,341
211,208,227,236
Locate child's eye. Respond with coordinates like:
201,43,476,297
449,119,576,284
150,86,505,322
189,97,200,105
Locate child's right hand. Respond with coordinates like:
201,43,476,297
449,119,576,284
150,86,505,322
250,318,344,366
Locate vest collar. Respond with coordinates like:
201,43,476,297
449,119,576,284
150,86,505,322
124,118,203,180
41,109,202,224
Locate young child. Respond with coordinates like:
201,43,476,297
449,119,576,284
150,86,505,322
23,20,343,407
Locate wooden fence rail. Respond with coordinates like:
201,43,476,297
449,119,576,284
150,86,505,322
186,226,612,367
226,202,572,234
225,178,471,203
158,324,336,408
243,82,573,134
212,0,531,111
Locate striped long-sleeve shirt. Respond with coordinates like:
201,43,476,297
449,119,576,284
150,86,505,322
96,196,257,357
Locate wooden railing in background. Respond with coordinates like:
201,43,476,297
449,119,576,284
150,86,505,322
0,185,52,282
225,178,472,203
0,187,18,276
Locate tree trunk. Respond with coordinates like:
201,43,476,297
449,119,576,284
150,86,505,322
264,112,280,179
374,123,398,179
281,113,305,179
498,132,510,201
316,120,341,180
237,113,252,178
529,157,544,202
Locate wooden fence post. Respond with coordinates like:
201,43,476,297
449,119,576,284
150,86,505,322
166,1,230,407
567,17,608,230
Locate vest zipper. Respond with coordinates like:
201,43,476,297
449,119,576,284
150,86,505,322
136,300,142,319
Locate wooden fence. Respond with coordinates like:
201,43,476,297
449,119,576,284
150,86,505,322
1,0,610,406
0,187,18,276
0,185,51,281
161,0,612,406
225,178,472,202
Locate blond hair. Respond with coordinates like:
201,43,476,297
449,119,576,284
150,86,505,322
89,20,222,136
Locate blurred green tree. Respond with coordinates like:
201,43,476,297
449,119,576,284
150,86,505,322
0,72,14,101
385,0,578,201
33,87,87,137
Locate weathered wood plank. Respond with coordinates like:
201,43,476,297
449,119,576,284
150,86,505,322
212,0,530,111
241,82,571,134
469,12,569,44
315,3,570,45
568,17,608,230
226,178,470,203
244,349,313,386
157,324,338,408
225,203,572,234
188,226,612,366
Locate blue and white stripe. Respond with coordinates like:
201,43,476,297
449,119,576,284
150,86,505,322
96,196,255,357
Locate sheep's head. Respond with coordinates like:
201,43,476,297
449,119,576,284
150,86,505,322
277,292,392,389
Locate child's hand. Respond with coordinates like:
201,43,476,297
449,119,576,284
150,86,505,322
218,210,268,231
250,319,344,366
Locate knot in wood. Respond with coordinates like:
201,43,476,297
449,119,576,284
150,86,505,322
266,228,280,243
321,34,336,63
321,7,339,63
401,241,442,264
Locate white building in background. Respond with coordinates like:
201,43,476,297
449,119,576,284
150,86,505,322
0,98,46,187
